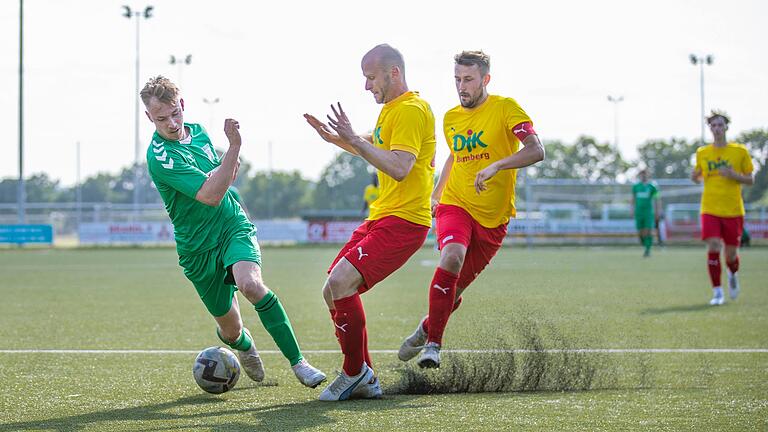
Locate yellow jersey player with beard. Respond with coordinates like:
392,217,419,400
399,50,545,368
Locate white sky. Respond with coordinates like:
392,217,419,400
1,0,766,186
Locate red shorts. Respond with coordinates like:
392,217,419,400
435,204,507,289
701,214,743,246
328,215,429,293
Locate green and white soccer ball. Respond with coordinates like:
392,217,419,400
193,346,241,394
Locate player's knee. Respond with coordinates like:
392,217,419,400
326,272,356,298
238,278,268,303
440,251,465,274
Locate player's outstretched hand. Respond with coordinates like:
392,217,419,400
475,163,500,194
326,103,358,143
304,113,342,145
224,119,241,147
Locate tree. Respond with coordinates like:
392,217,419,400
738,128,768,203
635,138,696,178
313,152,372,209
240,170,313,218
529,136,628,181
0,173,63,203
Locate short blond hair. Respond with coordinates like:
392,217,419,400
140,75,180,106
455,50,491,76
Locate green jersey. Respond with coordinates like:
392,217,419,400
632,181,659,216
146,123,251,256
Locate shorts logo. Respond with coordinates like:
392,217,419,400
357,247,369,261
433,284,450,294
335,323,348,333
441,235,454,244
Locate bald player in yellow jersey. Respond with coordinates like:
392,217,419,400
304,44,435,400
399,50,545,368
692,111,754,306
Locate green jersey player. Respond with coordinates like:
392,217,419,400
631,169,660,257
141,76,325,388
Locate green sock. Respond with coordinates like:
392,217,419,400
217,328,253,352
643,236,652,253
254,291,303,366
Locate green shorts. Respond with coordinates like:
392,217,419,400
635,213,655,230
179,228,262,317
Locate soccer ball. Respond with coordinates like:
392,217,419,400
193,346,241,394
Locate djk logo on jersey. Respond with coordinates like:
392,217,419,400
373,126,384,145
707,158,730,172
451,128,487,153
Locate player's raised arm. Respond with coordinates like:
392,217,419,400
325,102,416,181
195,118,242,206
304,112,361,155
475,132,544,193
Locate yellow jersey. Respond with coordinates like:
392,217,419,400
441,95,532,227
363,184,379,206
368,91,436,227
695,143,753,217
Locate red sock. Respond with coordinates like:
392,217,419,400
726,255,740,273
707,251,721,287
333,293,366,376
423,296,463,334
425,267,459,345
331,299,372,370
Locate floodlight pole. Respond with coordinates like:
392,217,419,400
689,54,714,144
18,0,25,224
607,95,624,149
124,5,153,216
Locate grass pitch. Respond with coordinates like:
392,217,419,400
0,245,766,431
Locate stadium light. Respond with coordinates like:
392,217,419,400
203,97,220,130
607,95,624,149
169,54,192,89
123,5,154,215
689,53,714,144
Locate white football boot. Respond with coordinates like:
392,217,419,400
292,359,327,388
318,363,374,401
398,317,428,361
237,328,265,382
709,287,725,306
417,342,441,369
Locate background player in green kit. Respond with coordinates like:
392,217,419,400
631,169,660,257
141,76,325,388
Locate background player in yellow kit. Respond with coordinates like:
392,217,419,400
691,111,754,306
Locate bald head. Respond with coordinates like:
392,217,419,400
362,44,405,75
361,44,408,104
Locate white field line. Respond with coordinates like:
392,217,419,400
0,348,766,354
